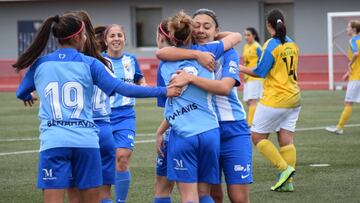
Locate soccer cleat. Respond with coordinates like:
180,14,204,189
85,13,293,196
325,126,343,135
277,181,294,192
270,166,295,191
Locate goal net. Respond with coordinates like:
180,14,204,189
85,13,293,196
327,11,360,90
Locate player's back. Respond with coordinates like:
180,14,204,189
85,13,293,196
33,48,99,151
261,37,300,108
161,60,219,137
349,35,360,80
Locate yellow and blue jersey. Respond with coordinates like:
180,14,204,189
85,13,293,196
253,36,300,108
243,42,263,82
348,35,360,81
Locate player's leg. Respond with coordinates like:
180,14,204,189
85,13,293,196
97,122,116,203
38,148,72,203
113,128,135,203
198,128,220,203
167,132,199,203
220,121,252,203
247,99,258,127
67,188,80,203
72,148,102,203
210,184,223,203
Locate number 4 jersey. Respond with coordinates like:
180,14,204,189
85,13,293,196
253,36,300,108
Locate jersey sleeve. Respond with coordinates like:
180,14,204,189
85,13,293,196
351,38,359,53
253,47,275,78
133,57,144,83
16,65,36,101
200,40,225,60
90,59,167,98
156,62,167,108
256,46,262,63
221,48,241,87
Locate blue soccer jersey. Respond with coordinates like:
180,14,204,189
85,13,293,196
214,48,247,121
16,48,166,151
92,86,111,122
161,60,219,137
104,53,144,108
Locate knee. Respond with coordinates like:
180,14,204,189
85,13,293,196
116,154,131,171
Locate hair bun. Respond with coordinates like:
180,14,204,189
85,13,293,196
53,15,60,23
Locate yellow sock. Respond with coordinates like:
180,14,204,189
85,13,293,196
256,139,288,171
247,105,256,126
280,144,296,183
336,105,352,129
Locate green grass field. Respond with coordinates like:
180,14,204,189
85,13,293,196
1,90,360,203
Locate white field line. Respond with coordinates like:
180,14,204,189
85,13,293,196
1,124,359,156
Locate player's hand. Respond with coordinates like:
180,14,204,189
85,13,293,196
196,51,216,71
156,134,165,157
23,92,38,107
166,85,182,97
170,70,192,87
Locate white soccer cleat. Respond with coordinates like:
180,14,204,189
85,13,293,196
325,126,343,135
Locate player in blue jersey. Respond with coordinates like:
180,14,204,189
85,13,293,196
63,11,116,203
157,9,251,203
13,13,181,203
100,24,147,203
154,11,242,203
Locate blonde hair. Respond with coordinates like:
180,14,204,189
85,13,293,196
167,11,193,46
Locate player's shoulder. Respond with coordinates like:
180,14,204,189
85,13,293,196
123,52,138,61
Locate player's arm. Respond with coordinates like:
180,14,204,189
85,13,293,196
240,48,274,78
217,31,242,51
156,119,170,157
90,59,181,98
156,47,216,71
16,66,37,106
172,71,235,96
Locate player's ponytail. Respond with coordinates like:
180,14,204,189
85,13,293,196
12,16,57,71
167,11,193,47
94,25,107,52
13,14,84,71
267,9,286,44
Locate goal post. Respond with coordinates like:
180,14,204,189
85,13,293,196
327,11,360,90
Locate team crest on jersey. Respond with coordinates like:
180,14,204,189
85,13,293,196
122,56,132,71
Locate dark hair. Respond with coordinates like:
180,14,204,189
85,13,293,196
94,25,107,52
73,11,111,70
13,14,84,71
167,11,193,47
158,20,176,46
267,9,286,44
193,8,219,28
350,20,360,34
245,27,260,43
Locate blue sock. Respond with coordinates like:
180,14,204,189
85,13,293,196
101,198,113,203
115,171,131,203
154,196,171,203
199,195,214,203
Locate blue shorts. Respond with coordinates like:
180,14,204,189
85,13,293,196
113,129,136,150
219,120,253,184
167,128,220,184
156,140,169,177
38,148,102,189
96,120,116,185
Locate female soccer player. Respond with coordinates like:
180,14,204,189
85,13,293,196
155,11,242,203
158,8,251,203
100,24,147,203
326,20,360,135
242,27,263,127
14,13,180,203
240,9,299,192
